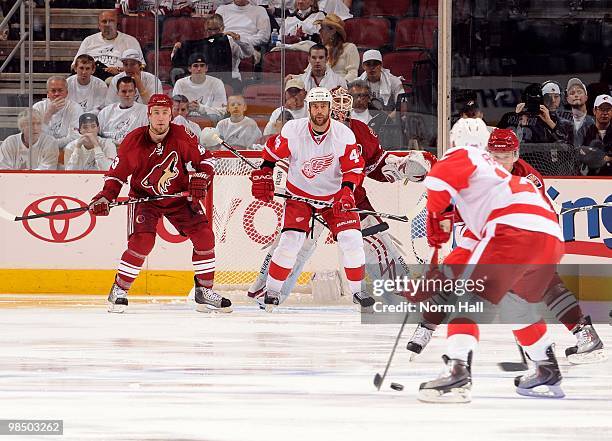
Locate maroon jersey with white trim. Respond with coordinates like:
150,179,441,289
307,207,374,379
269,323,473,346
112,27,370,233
100,123,214,208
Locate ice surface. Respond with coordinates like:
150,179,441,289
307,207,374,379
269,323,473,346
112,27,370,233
0,296,610,441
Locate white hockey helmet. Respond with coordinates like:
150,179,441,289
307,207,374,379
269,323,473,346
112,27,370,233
449,117,490,150
330,87,353,122
305,87,333,105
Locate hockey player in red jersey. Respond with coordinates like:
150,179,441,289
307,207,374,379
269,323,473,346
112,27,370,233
89,94,232,313
406,127,605,365
246,87,434,308
418,120,566,402
249,87,373,310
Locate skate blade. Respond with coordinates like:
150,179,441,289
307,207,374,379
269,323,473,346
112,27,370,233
516,383,565,399
107,302,126,313
567,349,607,365
196,304,233,314
264,304,277,313
417,387,471,403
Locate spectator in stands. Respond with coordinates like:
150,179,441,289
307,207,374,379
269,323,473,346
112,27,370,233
65,113,117,171
170,13,255,88
263,78,307,136
216,0,271,48
171,94,204,143
172,53,228,122
317,0,352,20
281,0,325,44
267,110,294,137
33,76,82,152
0,110,59,170
565,77,595,147
497,83,573,145
73,10,143,81
120,0,196,16
453,89,484,121
294,44,347,91
106,49,163,105
314,14,358,82
348,79,386,127
359,50,404,111
98,77,149,146
215,94,262,149
541,81,563,113
67,55,108,115
580,94,612,176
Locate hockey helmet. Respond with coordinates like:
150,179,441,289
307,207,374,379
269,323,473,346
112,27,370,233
487,128,519,152
305,87,333,105
449,118,490,150
330,87,353,122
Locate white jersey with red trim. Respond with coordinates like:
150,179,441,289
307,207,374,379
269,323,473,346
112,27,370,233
263,117,364,202
424,146,562,241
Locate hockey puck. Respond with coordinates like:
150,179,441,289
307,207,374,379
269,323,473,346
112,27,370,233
390,382,404,391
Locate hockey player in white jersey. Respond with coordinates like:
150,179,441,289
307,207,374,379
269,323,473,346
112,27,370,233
247,87,434,308
249,87,373,310
417,120,566,402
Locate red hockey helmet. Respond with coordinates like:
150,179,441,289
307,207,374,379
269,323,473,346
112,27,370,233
148,94,173,114
487,128,519,152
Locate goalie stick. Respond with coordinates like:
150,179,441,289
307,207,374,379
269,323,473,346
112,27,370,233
13,192,189,221
373,247,439,390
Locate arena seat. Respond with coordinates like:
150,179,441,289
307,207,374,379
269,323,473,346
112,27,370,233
118,16,156,46
344,18,391,49
262,51,309,79
394,18,437,50
382,50,429,83
145,49,172,82
161,17,208,48
361,0,412,17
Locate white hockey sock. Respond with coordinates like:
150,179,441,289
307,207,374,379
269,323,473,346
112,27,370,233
447,334,478,361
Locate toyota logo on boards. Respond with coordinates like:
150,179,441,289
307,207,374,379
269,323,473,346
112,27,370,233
21,196,97,243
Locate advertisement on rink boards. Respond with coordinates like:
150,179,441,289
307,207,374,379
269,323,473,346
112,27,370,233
0,171,610,296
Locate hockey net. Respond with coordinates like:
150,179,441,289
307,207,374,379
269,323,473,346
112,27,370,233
206,151,437,293
519,142,579,176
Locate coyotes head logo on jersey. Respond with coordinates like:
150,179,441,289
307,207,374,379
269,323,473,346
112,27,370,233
301,153,334,179
141,151,179,195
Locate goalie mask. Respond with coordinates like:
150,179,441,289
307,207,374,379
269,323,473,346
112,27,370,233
330,87,353,124
449,117,490,150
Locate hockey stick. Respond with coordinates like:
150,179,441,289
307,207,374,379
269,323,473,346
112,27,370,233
14,192,189,221
273,192,412,223
498,339,529,372
373,247,439,390
559,202,612,215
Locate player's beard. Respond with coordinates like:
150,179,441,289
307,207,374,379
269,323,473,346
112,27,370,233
149,122,170,139
310,112,330,129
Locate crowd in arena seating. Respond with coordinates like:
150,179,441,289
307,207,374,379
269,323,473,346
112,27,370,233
0,0,611,177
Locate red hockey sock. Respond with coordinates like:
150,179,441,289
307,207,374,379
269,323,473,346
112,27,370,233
116,249,145,290
193,249,215,289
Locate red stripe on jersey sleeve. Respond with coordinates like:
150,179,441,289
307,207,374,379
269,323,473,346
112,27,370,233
263,134,290,162
428,148,477,193
340,142,365,186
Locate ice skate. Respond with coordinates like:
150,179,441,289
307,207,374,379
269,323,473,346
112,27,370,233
565,316,606,364
194,280,232,313
263,289,281,313
418,352,472,403
107,282,128,313
247,287,266,310
406,322,435,359
515,345,564,399
352,291,375,308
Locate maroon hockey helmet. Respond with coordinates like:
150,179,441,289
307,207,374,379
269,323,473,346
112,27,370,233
148,94,173,114
487,128,519,152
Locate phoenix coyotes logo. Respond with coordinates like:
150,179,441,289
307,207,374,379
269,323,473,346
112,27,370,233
141,151,180,195
301,153,334,179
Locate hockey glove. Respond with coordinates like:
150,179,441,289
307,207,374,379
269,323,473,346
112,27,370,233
333,186,355,216
189,167,214,201
382,151,436,183
426,210,453,249
250,167,274,202
89,194,111,216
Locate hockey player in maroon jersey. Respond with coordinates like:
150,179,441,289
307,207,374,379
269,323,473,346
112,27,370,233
89,94,232,313
406,127,605,366
247,87,435,308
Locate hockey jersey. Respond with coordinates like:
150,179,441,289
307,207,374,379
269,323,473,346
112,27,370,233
425,146,562,241
99,123,215,208
263,117,364,202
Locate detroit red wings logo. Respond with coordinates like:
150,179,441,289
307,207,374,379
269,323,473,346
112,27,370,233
141,151,180,195
301,153,334,179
